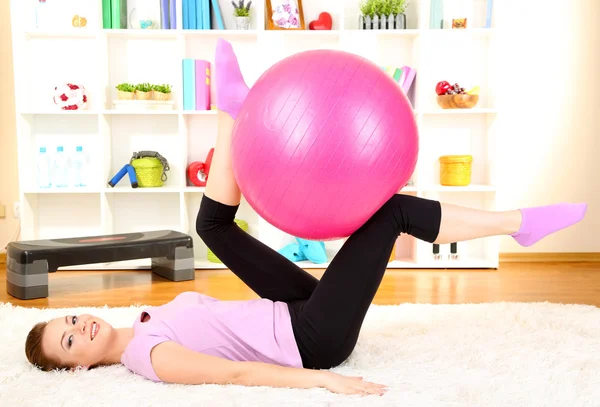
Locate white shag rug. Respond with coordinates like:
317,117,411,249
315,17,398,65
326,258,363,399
1,301,599,407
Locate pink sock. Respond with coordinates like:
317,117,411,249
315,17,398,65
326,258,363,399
215,38,249,119
511,203,587,247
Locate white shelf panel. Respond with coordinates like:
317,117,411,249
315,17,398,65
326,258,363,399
103,29,179,39
420,185,497,192
24,29,98,39
421,108,497,115
182,110,217,116
183,187,207,193
102,110,179,115
20,110,99,115
24,188,101,194
184,29,259,39
421,28,496,37
104,186,182,193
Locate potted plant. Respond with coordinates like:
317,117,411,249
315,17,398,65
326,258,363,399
152,84,172,101
134,82,153,100
116,83,135,100
359,0,408,30
232,0,252,30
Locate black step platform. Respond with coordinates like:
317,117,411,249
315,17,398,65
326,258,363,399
6,230,195,300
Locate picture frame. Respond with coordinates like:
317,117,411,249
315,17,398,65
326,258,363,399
265,0,306,30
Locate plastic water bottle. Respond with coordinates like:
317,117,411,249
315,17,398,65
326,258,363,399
53,146,69,187
37,147,51,188
72,146,87,187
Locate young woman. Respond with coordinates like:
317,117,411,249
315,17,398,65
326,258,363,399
25,39,587,396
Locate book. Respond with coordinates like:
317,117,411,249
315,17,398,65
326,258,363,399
170,0,177,29
401,66,416,94
183,59,196,110
161,0,170,28
210,0,225,29
196,0,203,29
111,0,127,29
189,0,197,29
102,0,112,28
195,60,211,110
485,0,493,28
202,0,210,29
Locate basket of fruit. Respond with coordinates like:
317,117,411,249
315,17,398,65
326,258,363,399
435,81,480,109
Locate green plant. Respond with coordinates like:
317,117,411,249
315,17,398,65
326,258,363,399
152,84,172,94
232,0,252,17
390,0,408,15
360,0,407,17
135,82,153,93
115,83,135,92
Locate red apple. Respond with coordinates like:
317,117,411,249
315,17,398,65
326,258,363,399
435,81,452,95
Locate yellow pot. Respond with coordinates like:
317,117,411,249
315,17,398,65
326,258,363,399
439,155,473,186
135,90,153,100
118,90,134,100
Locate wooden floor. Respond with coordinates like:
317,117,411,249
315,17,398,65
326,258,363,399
1,262,599,308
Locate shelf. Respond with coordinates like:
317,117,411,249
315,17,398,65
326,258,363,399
104,186,182,193
20,110,99,115
420,185,496,192
24,29,98,39
103,29,179,39
12,0,500,270
23,188,101,194
421,108,497,115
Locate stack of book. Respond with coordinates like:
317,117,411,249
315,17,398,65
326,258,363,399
102,0,178,29
183,0,225,29
182,59,212,111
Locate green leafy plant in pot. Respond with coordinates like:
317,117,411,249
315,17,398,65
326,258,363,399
359,0,408,30
232,0,252,30
116,83,135,100
135,82,154,100
152,84,172,101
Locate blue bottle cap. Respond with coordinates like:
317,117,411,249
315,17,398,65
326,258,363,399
76,146,83,152
57,146,63,152
40,147,46,153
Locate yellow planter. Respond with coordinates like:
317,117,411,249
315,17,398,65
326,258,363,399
135,90,153,100
439,155,473,186
118,90,134,100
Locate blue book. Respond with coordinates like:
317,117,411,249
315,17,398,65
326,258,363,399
203,0,210,29
170,0,177,29
182,0,188,29
485,0,493,28
196,0,203,29
189,0,197,29
210,0,224,29
182,59,196,110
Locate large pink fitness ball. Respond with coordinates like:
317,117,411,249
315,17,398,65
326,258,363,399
231,49,418,240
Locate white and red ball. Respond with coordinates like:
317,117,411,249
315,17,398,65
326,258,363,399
53,83,88,110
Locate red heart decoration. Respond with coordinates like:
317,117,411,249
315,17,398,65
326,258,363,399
309,12,333,30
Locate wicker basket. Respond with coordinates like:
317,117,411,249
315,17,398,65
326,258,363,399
131,157,165,187
439,155,473,186
207,219,249,263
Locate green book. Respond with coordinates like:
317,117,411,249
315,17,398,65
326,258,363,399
102,0,112,28
393,68,403,82
111,0,128,29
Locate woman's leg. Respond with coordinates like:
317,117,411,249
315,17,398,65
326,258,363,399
289,195,587,369
196,39,318,303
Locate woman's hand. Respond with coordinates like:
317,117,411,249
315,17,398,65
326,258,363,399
322,372,388,396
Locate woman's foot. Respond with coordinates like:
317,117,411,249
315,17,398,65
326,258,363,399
511,203,587,247
215,38,249,119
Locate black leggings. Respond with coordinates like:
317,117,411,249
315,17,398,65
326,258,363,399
196,193,441,369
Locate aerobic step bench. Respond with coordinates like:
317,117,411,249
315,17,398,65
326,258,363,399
6,230,195,300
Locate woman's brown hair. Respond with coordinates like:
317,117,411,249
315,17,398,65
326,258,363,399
25,322,65,371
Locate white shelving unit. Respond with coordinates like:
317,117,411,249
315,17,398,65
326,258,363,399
10,0,498,270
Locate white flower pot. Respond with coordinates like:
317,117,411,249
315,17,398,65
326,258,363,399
235,16,250,30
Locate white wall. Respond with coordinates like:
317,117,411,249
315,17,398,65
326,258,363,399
494,0,600,253
0,0,19,249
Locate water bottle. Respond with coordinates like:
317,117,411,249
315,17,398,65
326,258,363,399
37,147,51,188
53,146,69,187
73,146,87,187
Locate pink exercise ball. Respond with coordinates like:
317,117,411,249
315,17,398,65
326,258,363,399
231,49,418,240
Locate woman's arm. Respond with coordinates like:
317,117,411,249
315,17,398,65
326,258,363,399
150,341,387,395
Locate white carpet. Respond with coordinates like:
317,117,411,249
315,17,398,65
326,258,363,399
1,301,599,407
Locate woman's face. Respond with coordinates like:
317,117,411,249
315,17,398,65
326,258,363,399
42,314,115,369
